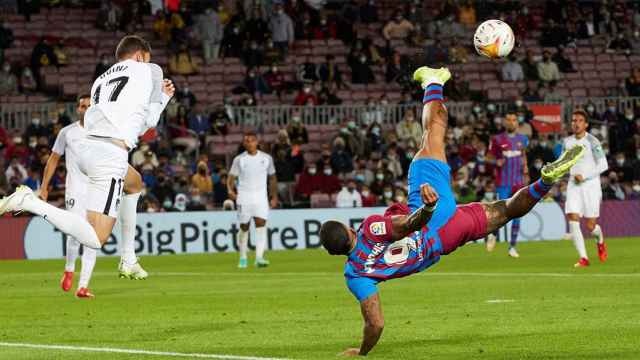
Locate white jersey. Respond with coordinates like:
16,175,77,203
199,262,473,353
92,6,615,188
51,122,88,199
85,59,170,149
563,132,609,188
229,151,276,204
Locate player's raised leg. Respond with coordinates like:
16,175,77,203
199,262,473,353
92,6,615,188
118,165,148,280
482,145,586,237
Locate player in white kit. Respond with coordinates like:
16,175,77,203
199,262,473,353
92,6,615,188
0,35,174,256
227,133,278,268
40,95,96,298
563,110,608,267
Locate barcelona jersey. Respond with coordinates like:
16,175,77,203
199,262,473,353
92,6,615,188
490,133,528,188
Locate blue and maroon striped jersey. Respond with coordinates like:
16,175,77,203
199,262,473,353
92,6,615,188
344,214,442,301
489,133,529,187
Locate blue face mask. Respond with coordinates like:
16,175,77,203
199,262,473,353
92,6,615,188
355,174,365,182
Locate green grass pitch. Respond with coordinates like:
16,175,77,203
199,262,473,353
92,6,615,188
1,238,639,360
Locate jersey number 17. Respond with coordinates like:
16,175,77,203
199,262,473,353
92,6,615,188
93,76,129,104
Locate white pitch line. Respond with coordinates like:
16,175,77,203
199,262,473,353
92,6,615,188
486,299,515,304
0,342,292,360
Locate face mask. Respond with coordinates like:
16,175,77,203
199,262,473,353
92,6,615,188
534,162,543,170
587,106,595,112
163,199,172,208
473,106,481,113
324,168,332,176
517,115,525,123
626,113,634,120
515,100,523,107
384,191,393,198
308,168,316,175
51,117,58,124
192,195,201,203
362,190,370,197
633,185,640,192
29,140,37,148
376,173,384,181
395,195,405,202
272,67,278,72
540,141,547,148
484,191,495,200
277,9,284,15
347,121,356,129
355,174,365,182
616,158,624,166
303,87,311,94
487,104,496,112
609,106,616,112
359,57,367,63
407,151,415,158
32,118,40,126
372,127,380,135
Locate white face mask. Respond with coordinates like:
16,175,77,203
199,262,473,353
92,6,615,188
308,168,316,175
484,191,495,200
323,168,332,176
376,173,384,181
362,190,370,197
384,191,393,198
633,184,640,192
395,195,405,202
515,100,523,107
31,118,41,126
616,158,625,166
534,162,543,170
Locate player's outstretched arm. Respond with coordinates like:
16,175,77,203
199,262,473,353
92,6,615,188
341,293,384,357
390,184,438,241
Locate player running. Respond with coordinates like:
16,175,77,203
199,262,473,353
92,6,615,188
488,110,529,257
227,133,278,268
39,94,96,298
0,35,174,257
319,66,585,357
563,110,608,267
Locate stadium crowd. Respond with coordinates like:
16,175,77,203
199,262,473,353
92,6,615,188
1,0,640,212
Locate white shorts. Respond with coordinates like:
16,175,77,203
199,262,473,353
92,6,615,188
565,181,602,218
77,138,128,218
65,192,87,216
237,200,269,224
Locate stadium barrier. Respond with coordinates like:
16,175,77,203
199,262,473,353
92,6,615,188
1,97,639,130
0,200,605,260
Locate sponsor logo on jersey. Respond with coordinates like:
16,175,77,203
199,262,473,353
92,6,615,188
369,222,386,236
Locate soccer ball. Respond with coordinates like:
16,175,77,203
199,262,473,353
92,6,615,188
473,19,515,59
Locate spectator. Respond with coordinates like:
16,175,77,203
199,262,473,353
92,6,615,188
93,54,111,80
318,166,342,194
359,0,378,24
317,55,343,88
349,53,375,84
502,55,524,81
245,7,269,43
169,45,199,75
24,112,47,140
196,7,223,64
330,137,354,175
449,38,470,64
131,143,156,168
177,86,197,109
20,67,37,94
313,14,337,40
187,187,206,211
521,50,539,81
625,68,640,96
264,64,285,97
297,55,318,83
188,103,210,138
608,32,632,55
336,179,362,208
242,67,270,96
243,40,264,68
30,37,56,87
294,11,314,41
214,170,229,206
52,40,68,67
153,10,171,42
552,47,576,73
603,172,625,200
457,0,476,27
273,146,296,205
0,62,18,95
381,184,394,206
139,150,158,172
544,82,563,102
293,84,318,106
317,83,343,105
360,184,377,207
611,152,634,183
0,20,14,64
386,51,407,84
210,105,230,136
5,157,27,185
271,129,291,157
269,3,294,61
295,165,320,202
382,11,415,40
396,110,421,146
263,39,281,66
577,12,596,39
385,146,404,179
537,50,561,82
191,161,213,194
287,114,309,144
221,20,246,58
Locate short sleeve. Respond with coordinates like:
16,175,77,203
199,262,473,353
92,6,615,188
229,156,240,177
361,214,394,243
346,276,379,302
267,154,276,175
51,128,67,155
147,63,164,104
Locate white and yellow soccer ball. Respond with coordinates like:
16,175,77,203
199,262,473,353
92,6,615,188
473,19,515,59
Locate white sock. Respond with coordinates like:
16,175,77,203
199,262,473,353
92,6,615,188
78,247,97,289
22,195,101,249
65,238,80,272
119,192,140,265
569,221,588,259
591,224,604,244
238,229,248,260
255,226,267,260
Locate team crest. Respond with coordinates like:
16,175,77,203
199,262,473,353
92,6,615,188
369,222,387,236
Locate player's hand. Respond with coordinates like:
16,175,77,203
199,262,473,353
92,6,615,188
270,196,278,209
496,159,505,167
339,348,361,357
162,79,175,98
420,183,439,208
38,188,48,201
574,174,584,184
227,191,237,201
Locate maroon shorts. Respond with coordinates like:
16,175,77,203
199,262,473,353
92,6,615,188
437,202,488,255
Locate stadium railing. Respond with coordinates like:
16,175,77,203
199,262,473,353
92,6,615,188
1,97,638,130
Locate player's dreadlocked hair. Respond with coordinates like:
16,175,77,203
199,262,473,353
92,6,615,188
320,221,352,255
115,35,152,61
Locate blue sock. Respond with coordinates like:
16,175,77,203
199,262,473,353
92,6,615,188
528,179,552,200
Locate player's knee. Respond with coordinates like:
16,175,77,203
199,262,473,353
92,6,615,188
124,168,143,194
585,221,596,232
